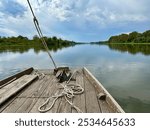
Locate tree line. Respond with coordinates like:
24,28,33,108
0,35,76,53
108,30,150,43
0,35,75,46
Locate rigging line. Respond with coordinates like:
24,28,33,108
27,0,57,69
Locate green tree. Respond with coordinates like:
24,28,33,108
108,30,150,43
33,35,39,40
118,34,128,43
128,31,139,42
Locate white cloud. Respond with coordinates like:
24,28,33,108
0,0,150,41
0,28,18,36
84,0,149,24
0,53,20,62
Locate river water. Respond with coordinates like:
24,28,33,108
0,44,150,112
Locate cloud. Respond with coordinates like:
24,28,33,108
0,0,150,42
0,0,26,17
0,52,20,62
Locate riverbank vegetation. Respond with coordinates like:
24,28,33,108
108,30,150,43
0,35,76,53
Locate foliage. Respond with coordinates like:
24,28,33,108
0,35,76,53
108,30,150,43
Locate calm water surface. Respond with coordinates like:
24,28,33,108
0,44,150,112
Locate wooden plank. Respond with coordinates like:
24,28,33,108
0,76,29,96
98,100,114,113
0,89,6,95
35,69,53,75
0,75,37,106
49,89,63,113
0,68,122,113
2,98,26,113
84,76,100,113
106,97,122,113
40,76,57,98
0,78,16,89
18,75,53,98
17,77,47,98
95,90,115,113
0,95,17,112
30,86,60,113
95,88,114,113
0,82,24,112
30,98,48,113
30,77,60,113
83,67,125,113
32,78,74,113
16,76,56,113
30,75,55,98
43,80,63,113
56,82,73,113
72,71,86,113
0,68,33,86
16,98,38,113
57,97,71,113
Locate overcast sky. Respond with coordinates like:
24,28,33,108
0,0,150,42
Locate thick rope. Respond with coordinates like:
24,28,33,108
38,70,84,113
27,0,57,69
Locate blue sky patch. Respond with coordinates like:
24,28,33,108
0,0,150,42
0,0,26,17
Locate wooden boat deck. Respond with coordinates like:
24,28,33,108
0,68,124,113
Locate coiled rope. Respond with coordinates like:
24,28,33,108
38,70,84,113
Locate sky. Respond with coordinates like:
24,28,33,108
0,0,150,42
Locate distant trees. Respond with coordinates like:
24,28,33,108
108,30,150,43
33,35,39,41
127,31,139,42
0,35,76,53
17,35,28,41
0,35,29,44
0,35,75,51
0,35,74,44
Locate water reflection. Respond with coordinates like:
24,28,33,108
0,44,76,54
0,44,150,112
108,43,150,55
118,97,150,113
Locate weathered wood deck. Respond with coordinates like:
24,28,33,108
0,67,124,113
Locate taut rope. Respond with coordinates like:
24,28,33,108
27,0,57,69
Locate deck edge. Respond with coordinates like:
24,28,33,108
83,67,125,113
0,67,34,86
